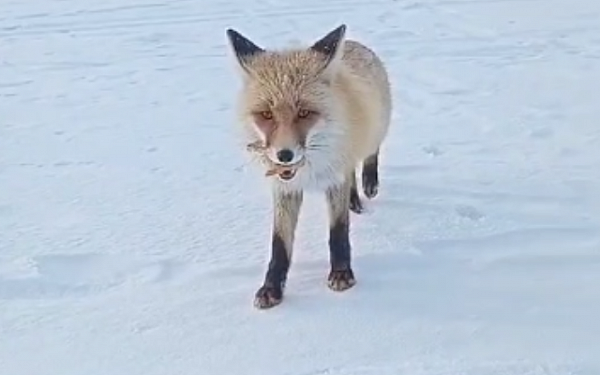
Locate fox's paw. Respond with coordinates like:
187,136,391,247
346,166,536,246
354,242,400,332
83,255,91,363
254,283,283,309
349,187,364,214
362,175,378,199
362,158,379,199
327,268,356,292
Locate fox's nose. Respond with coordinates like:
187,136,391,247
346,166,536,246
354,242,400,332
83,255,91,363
276,148,295,164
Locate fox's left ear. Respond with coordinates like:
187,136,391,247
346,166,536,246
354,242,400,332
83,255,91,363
310,24,347,75
226,28,265,74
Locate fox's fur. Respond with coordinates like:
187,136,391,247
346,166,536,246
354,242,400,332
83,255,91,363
226,24,392,309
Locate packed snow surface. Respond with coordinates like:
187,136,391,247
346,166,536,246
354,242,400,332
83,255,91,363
1,0,599,374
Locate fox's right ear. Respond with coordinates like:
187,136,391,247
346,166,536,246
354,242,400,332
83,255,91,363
226,29,265,74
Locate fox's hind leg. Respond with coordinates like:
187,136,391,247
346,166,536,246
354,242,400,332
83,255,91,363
349,171,364,214
362,150,379,199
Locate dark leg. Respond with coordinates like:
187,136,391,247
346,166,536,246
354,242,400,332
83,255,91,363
362,151,379,199
349,171,364,214
254,189,303,309
326,176,356,291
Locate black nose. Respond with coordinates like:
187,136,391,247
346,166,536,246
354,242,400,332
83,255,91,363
276,149,294,163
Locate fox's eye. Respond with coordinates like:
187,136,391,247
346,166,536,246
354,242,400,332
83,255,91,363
297,109,311,119
260,110,273,120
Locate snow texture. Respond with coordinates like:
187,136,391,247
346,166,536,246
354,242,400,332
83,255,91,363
1,0,599,374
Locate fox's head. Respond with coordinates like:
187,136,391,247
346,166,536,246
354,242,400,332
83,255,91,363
226,25,350,190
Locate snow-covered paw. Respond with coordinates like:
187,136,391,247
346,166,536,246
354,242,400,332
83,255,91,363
327,268,356,291
254,283,283,309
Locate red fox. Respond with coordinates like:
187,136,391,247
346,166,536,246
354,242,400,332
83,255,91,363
226,24,393,309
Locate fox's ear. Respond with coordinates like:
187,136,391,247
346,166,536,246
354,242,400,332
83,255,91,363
310,24,347,74
226,28,265,74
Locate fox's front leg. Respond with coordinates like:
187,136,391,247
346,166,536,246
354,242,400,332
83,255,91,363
254,189,303,309
326,176,356,291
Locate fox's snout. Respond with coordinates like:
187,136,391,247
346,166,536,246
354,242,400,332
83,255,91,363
251,107,318,165
275,148,295,163
263,125,305,165
267,145,305,166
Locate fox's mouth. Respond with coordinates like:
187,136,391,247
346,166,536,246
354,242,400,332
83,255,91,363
278,169,297,181
246,141,304,182
264,161,303,182
265,163,299,181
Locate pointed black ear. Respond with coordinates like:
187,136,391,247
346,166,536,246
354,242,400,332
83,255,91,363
310,24,347,64
226,28,265,72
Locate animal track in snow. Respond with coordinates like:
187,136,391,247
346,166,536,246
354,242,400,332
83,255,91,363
0,253,185,300
412,226,599,269
454,203,485,221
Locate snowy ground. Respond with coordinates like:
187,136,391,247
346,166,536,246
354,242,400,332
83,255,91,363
1,0,599,374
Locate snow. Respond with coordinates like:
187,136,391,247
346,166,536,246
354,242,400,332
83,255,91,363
1,0,599,373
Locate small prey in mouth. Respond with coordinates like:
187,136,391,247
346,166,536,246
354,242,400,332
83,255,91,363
247,141,305,181
265,164,299,181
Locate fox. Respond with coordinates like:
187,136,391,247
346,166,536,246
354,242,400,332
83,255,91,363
225,24,393,309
